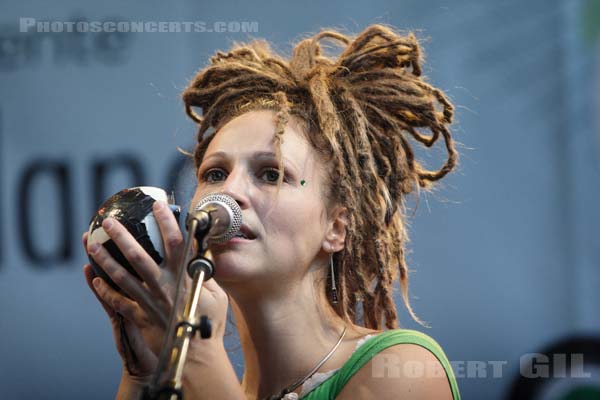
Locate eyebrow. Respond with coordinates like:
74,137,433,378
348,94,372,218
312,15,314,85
202,151,299,173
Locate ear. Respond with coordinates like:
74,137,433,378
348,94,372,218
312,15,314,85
323,205,348,253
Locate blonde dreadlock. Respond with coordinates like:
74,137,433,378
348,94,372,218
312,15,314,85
182,24,458,330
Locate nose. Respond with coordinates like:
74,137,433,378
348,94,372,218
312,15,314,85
220,167,250,210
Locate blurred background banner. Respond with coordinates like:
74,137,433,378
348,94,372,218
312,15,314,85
0,1,598,399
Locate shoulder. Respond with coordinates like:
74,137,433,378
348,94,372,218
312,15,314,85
335,329,457,400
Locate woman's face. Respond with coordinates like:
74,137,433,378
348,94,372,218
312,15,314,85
190,109,330,286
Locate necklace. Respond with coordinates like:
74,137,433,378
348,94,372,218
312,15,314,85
263,326,348,400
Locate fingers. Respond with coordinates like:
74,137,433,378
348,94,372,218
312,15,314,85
85,264,141,322
120,318,158,371
152,201,184,273
82,231,89,249
84,264,157,376
88,241,145,300
98,218,166,300
83,263,116,318
197,278,229,338
88,243,168,327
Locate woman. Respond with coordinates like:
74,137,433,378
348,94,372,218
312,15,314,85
83,24,461,399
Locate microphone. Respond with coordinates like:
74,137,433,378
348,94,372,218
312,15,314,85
147,194,242,397
188,193,242,244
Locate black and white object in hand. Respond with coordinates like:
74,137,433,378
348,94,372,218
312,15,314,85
87,186,181,293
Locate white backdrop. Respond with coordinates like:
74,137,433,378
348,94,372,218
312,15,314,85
0,1,598,399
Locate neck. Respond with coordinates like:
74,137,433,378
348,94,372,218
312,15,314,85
221,269,348,400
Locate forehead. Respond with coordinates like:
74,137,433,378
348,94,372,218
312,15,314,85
204,110,314,166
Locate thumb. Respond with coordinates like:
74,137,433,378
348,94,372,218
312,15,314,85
202,277,227,299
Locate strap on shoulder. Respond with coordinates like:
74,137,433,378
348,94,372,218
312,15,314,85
324,329,461,400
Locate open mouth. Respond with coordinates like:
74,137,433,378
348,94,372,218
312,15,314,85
213,224,257,245
232,232,253,240
234,224,257,240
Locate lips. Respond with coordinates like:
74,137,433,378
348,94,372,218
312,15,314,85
236,224,257,240
211,224,257,247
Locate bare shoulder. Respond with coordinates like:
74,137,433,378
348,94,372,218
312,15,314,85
335,342,454,400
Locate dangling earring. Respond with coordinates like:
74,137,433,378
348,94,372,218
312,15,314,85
329,251,338,304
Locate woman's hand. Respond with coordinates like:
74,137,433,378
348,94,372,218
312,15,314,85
82,200,230,381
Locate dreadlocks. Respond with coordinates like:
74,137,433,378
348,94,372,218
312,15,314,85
182,24,458,330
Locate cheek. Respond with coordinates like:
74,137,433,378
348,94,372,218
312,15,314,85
191,188,202,201
262,193,325,241
190,186,210,208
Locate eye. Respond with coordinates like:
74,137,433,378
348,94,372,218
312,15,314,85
260,168,282,183
202,168,227,183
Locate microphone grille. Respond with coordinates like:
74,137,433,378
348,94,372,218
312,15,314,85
194,193,242,243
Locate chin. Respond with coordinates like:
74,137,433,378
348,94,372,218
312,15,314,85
209,252,255,282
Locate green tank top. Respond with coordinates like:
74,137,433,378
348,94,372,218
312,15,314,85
300,329,461,399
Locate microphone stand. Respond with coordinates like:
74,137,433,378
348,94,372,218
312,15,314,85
141,211,215,400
